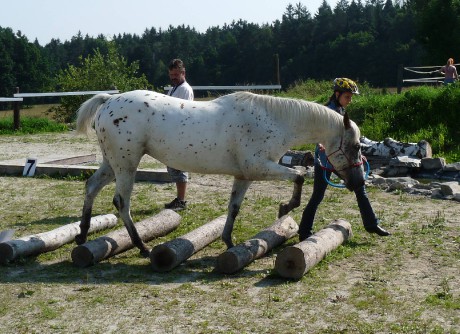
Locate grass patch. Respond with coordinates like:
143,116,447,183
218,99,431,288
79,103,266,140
0,116,67,135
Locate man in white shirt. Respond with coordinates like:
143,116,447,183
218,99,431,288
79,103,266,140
164,59,194,211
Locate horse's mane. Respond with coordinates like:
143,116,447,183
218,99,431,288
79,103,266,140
228,91,343,129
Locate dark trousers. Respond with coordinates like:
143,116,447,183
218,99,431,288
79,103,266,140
299,163,378,239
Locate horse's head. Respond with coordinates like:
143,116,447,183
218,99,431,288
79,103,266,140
323,112,366,191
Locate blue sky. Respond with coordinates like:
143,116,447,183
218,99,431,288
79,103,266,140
1,0,339,45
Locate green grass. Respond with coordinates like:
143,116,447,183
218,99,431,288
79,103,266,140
0,175,458,332
0,116,67,135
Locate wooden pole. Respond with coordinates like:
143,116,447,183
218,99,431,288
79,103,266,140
216,215,299,274
71,210,181,267
0,214,118,264
273,54,280,85
275,219,352,280
13,87,20,130
150,215,227,272
397,64,403,94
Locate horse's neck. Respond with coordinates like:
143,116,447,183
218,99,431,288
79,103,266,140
231,93,343,145
287,100,344,144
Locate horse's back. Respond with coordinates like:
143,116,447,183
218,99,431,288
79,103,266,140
93,91,247,175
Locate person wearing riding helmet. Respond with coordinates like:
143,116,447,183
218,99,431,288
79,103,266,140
298,78,391,241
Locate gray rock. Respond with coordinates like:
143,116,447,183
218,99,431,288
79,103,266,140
389,156,422,168
443,162,460,172
421,157,445,170
431,188,444,199
454,193,460,202
405,188,433,196
384,166,411,177
440,181,460,196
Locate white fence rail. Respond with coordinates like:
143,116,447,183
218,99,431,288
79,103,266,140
2,90,119,130
0,98,23,102
14,90,119,98
163,85,281,93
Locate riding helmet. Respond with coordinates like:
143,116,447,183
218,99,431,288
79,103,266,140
333,78,360,94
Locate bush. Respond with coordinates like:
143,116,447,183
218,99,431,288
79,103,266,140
0,117,67,135
49,42,150,123
282,80,460,162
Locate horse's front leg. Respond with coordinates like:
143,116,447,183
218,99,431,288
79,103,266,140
222,178,252,249
252,161,305,218
278,173,305,218
76,162,115,245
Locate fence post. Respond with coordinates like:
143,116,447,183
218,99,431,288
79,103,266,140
397,64,403,94
273,54,280,85
13,87,20,130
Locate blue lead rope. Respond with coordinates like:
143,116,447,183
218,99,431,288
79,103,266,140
317,150,370,189
323,158,370,188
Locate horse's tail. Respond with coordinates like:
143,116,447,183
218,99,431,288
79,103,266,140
76,93,112,135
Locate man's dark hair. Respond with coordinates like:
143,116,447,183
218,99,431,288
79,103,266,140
169,59,185,71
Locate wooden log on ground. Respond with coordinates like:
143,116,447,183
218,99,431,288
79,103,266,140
216,215,299,274
71,210,180,267
360,137,432,159
275,219,352,280
150,215,226,272
0,214,118,265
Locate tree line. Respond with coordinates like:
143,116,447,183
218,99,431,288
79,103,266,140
1,0,459,98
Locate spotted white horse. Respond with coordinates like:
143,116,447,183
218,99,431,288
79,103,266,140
75,90,365,256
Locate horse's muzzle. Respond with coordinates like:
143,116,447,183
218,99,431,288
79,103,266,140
344,167,366,191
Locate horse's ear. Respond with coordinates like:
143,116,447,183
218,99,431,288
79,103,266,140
343,112,351,129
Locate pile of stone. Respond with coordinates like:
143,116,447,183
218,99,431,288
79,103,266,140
369,157,460,202
278,138,460,202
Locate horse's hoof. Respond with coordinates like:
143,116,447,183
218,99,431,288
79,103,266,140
223,238,234,250
75,234,86,245
278,203,288,218
140,249,151,258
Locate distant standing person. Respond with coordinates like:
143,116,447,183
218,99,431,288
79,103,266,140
164,58,194,211
440,58,458,84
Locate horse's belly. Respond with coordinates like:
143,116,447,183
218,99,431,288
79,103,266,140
147,142,242,175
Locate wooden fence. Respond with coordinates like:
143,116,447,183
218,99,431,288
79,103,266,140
0,89,119,130
397,63,459,93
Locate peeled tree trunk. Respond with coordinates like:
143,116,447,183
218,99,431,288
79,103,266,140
150,215,227,272
275,219,352,280
0,214,118,264
71,210,181,268
360,137,431,158
216,215,299,274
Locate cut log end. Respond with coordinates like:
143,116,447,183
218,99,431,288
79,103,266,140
149,245,178,272
71,245,95,268
274,247,306,280
215,215,299,274
149,215,226,272
275,219,352,280
215,251,240,274
0,243,14,264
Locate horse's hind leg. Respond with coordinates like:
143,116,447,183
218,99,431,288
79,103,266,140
76,161,115,245
112,171,150,257
278,174,305,218
222,178,252,249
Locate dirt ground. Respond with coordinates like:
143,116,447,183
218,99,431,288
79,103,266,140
0,131,459,334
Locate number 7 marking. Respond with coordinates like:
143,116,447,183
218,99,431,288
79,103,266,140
23,158,38,176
